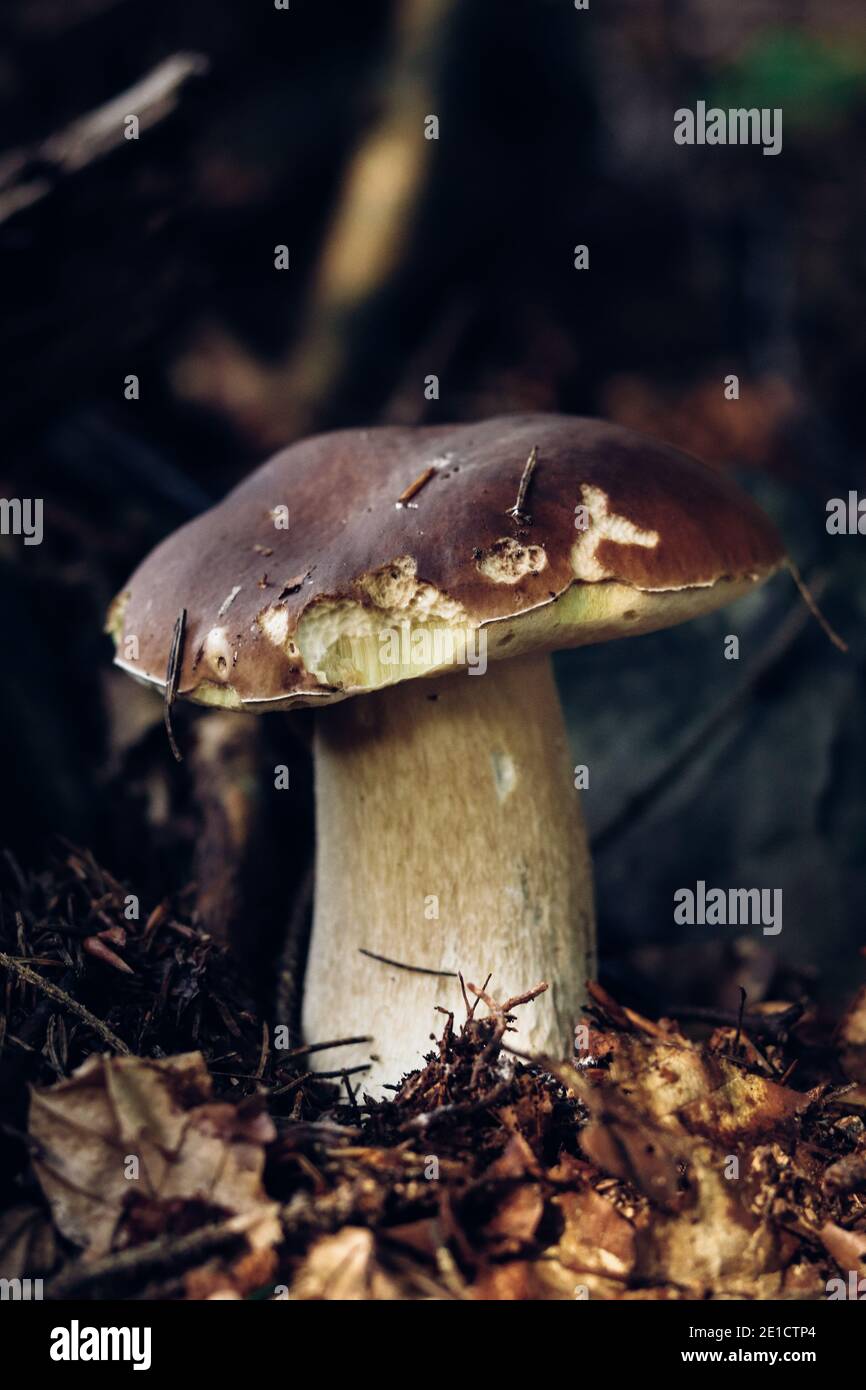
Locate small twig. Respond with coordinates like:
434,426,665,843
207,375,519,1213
464,981,548,1086
0,54,209,224
466,980,548,1018
398,1081,511,1133
397,465,436,506
666,1001,803,1042
0,964,79,1099
501,982,549,1012
359,947,457,978
817,1081,858,1107
734,986,747,1054
163,608,187,762
779,1058,798,1086
505,445,538,524
466,971,492,1021
312,1064,370,1080
434,1006,455,1053
268,1071,314,1099
785,558,847,652
255,1021,269,1082
343,1071,362,1119
0,951,129,1055
282,1035,372,1060
46,1218,244,1299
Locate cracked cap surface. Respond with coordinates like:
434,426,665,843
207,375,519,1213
107,414,785,710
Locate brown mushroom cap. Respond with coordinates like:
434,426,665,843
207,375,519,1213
107,414,784,709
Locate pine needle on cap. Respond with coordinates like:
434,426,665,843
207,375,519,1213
506,445,538,525
164,608,187,762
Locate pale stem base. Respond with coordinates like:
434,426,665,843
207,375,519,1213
301,653,596,1094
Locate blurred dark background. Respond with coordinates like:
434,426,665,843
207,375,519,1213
0,0,864,1017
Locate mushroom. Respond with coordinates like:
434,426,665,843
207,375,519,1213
107,414,784,1091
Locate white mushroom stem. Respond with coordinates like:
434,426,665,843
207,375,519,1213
301,653,596,1093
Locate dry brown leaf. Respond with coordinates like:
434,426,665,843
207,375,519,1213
0,1204,58,1281
634,1141,784,1296
558,1029,803,1296
822,1151,866,1195
819,1220,866,1273
483,1185,544,1252
471,1258,581,1301
580,1105,686,1208
29,1051,278,1258
183,1208,282,1301
381,1218,440,1259
580,1031,812,1144
549,1185,636,1284
481,1133,544,1252
290,1228,403,1301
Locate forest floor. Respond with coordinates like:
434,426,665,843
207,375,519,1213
1,844,865,1301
